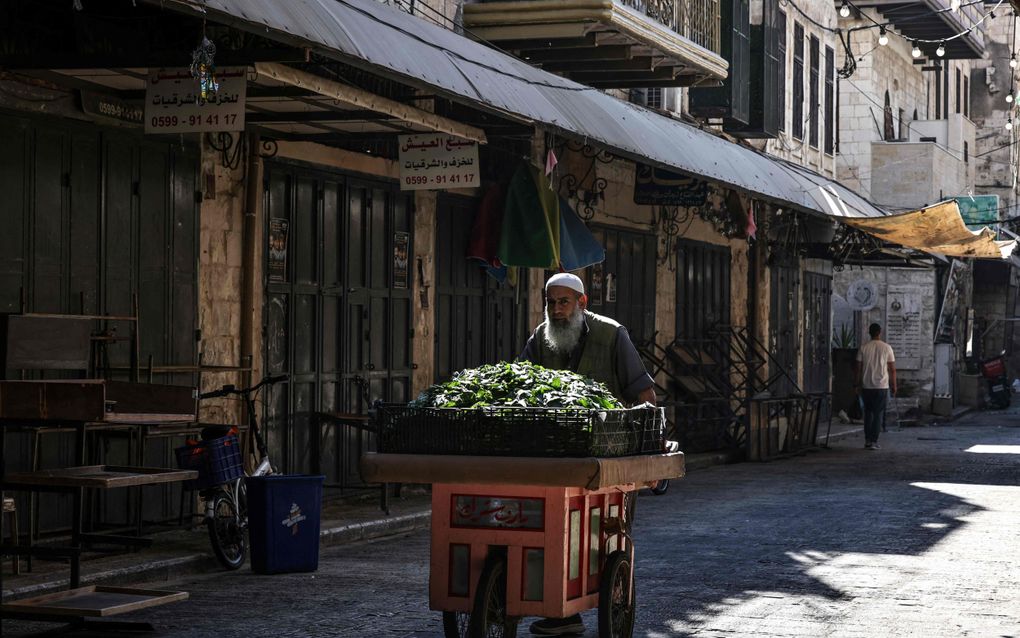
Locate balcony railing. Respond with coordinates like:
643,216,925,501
621,0,721,53
465,0,728,86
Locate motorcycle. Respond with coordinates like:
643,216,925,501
980,352,1011,410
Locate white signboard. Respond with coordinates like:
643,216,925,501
145,67,246,134
398,134,479,191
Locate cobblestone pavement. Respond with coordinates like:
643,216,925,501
5,417,1019,637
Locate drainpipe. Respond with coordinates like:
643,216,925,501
240,132,262,400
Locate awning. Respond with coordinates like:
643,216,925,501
841,201,1016,260
149,0,888,220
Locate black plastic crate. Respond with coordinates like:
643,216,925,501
374,405,665,458
175,433,244,490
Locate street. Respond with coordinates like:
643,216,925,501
6,417,1020,637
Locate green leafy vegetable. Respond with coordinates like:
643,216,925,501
409,361,623,410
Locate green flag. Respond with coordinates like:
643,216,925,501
497,164,560,269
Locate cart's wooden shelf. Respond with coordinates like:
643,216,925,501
1,465,197,489
360,451,685,489
2,586,188,618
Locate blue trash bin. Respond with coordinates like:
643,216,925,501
245,475,325,574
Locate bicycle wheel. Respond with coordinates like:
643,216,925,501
650,479,669,495
207,488,247,570
468,555,518,637
442,611,470,638
598,550,636,638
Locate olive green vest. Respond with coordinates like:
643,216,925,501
533,311,622,400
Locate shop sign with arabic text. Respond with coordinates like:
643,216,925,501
398,134,479,191
633,163,708,207
145,67,246,134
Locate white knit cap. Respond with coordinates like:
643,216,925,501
545,272,585,295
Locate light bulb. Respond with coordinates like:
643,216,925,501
878,29,888,46
1007,120,1014,131
1011,55,1018,69
936,42,946,57
1008,94,1015,103
839,2,851,18
951,0,961,11
911,43,922,58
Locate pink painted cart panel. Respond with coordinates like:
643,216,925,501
429,482,634,619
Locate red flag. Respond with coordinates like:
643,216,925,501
545,149,558,178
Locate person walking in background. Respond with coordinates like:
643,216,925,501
854,323,897,450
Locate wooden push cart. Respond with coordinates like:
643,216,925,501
361,451,684,637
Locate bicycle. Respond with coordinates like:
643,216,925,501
191,374,287,570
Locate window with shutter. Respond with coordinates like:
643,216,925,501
955,67,961,114
778,10,787,133
883,91,894,141
732,0,751,123
824,45,834,154
964,76,969,117
943,64,949,119
793,22,804,140
759,0,781,134
689,0,750,126
935,66,942,119
809,35,819,148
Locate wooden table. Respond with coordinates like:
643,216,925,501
0,465,197,633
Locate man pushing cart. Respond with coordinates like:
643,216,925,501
360,274,682,638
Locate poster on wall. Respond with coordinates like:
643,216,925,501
590,263,604,305
605,272,617,303
934,259,964,344
885,285,923,370
393,231,410,289
268,219,289,283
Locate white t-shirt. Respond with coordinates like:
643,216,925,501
857,339,895,389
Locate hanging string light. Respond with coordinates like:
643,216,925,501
1007,93,1014,103
1006,119,1013,131
785,0,1006,78
936,41,947,57
1011,54,1018,69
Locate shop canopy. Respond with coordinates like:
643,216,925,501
841,201,1016,260
150,0,888,221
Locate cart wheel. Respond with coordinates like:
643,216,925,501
468,555,519,638
442,611,470,638
598,550,635,638
650,479,669,495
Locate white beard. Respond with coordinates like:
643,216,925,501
544,307,585,354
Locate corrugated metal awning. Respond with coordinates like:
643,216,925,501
151,0,886,219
